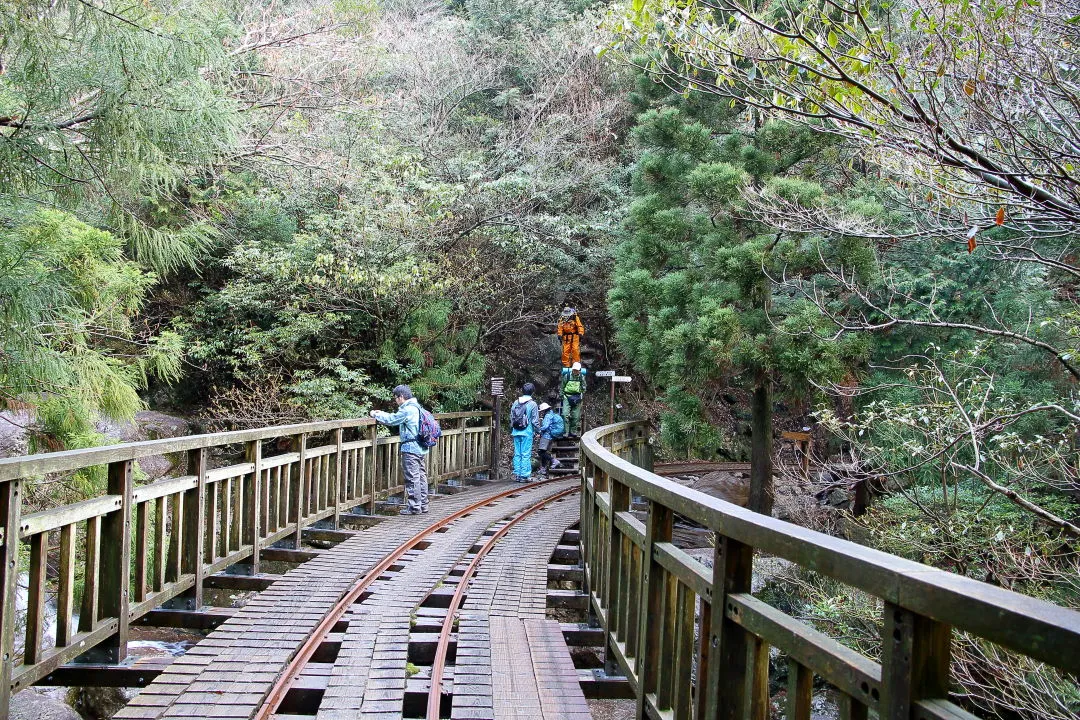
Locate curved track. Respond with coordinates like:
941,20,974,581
424,486,579,719
254,478,576,720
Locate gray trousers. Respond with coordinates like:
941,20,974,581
402,452,429,512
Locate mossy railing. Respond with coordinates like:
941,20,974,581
0,412,492,711
579,420,1080,720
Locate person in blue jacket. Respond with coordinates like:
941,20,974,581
537,403,565,477
370,384,429,514
509,383,540,482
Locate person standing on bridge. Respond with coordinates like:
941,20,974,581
556,307,584,368
509,383,540,482
370,385,429,515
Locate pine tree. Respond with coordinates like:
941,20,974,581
609,87,867,513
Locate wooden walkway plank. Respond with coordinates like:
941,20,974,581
116,482,540,720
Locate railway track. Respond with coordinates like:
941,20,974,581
425,486,578,719
253,478,580,720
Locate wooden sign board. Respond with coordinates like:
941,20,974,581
490,377,505,396
595,370,616,378
612,376,632,383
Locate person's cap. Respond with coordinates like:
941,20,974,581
561,306,573,316
572,362,581,371
539,403,551,412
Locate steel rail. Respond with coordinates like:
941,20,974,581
252,478,568,720
426,485,580,719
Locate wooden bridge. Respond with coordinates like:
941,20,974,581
0,414,1077,719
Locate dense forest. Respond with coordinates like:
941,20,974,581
1,0,1077,716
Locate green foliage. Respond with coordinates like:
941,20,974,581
610,103,866,457
0,0,239,273
0,207,176,447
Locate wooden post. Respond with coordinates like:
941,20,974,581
331,429,343,528
491,398,502,483
609,377,615,425
605,478,631,675
368,424,378,514
635,500,673,720
24,533,47,665
96,459,133,662
57,524,76,646
182,447,207,610
0,480,18,713
246,439,263,574
458,417,467,485
787,659,813,720
881,604,951,720
704,535,754,720
292,433,307,549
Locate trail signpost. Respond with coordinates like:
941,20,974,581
596,370,632,423
490,377,504,482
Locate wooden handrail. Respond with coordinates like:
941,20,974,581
579,420,1080,720
0,410,494,712
0,413,492,481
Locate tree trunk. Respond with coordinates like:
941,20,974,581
748,372,774,515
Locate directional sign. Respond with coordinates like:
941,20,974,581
594,370,615,378
612,376,632,383
490,377,505,396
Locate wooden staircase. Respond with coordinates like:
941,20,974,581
546,436,580,477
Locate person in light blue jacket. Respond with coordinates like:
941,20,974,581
509,383,540,482
537,403,564,477
370,384,429,515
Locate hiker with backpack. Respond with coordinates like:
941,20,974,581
557,307,585,368
560,362,587,437
537,402,565,477
509,382,540,482
370,384,441,515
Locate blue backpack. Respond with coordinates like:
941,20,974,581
413,405,442,448
547,413,566,438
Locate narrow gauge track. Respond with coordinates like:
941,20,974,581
253,478,574,720
425,485,579,719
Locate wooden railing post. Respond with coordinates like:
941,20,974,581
332,429,343,528
183,447,207,610
458,417,467,485
704,535,755,720
605,477,630,675
881,603,951,719
368,424,378,514
246,440,263,573
0,479,20,713
292,433,307,549
635,500,673,720
96,459,133,662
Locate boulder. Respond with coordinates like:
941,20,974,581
9,689,81,720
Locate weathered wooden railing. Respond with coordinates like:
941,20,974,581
0,412,492,708
579,421,1080,720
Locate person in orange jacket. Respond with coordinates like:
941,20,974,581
557,307,584,367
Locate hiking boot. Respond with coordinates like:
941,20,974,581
421,507,429,514
550,459,562,469
399,508,421,516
